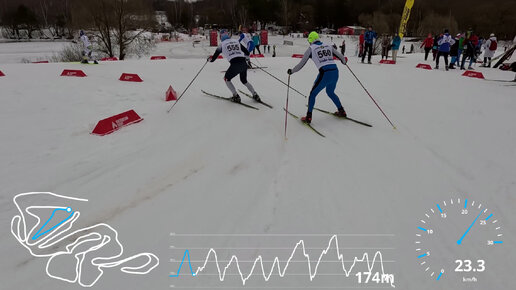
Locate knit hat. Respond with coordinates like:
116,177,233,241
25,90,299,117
308,31,320,44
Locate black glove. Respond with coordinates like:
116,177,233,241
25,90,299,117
287,69,293,75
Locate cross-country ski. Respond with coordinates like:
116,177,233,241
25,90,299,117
202,90,260,110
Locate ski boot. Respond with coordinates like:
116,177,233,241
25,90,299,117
467,66,474,70
230,94,241,103
445,66,449,71
81,59,89,64
252,93,261,102
93,60,99,64
435,65,439,69
301,112,312,124
448,64,455,70
334,107,347,118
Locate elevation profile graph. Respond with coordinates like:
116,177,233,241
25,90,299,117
169,234,396,288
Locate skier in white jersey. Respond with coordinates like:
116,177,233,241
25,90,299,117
288,31,347,124
209,30,260,103
79,30,97,64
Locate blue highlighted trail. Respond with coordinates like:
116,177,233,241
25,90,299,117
32,207,73,240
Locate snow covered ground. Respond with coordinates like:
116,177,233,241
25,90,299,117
0,37,515,290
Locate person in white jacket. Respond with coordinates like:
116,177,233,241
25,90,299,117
482,33,497,67
80,30,98,64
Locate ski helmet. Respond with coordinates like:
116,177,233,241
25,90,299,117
308,31,319,44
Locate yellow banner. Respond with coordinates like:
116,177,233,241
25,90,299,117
398,0,415,39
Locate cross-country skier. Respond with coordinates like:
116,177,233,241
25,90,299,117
287,32,348,124
79,30,97,64
209,30,260,103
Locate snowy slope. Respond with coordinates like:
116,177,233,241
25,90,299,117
0,43,515,290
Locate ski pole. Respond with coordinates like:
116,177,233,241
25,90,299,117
250,61,308,99
285,74,291,140
345,64,397,130
167,59,209,113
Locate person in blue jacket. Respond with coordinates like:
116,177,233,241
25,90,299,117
436,29,455,71
252,32,261,55
391,34,401,63
287,32,348,124
361,26,377,64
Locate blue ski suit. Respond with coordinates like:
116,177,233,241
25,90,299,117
290,41,347,112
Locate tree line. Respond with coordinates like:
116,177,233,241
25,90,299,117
1,0,515,41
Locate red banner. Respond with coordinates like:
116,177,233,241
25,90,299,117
119,73,143,82
151,56,167,60
92,110,143,136
101,57,118,61
260,30,268,45
61,70,87,77
210,30,218,47
416,63,432,70
462,71,485,79
380,60,396,64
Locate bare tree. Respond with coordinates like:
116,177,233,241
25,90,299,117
72,0,156,59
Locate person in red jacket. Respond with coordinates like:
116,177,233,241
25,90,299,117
359,30,365,57
420,33,433,61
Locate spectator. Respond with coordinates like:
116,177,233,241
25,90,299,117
456,33,465,66
482,33,497,67
432,34,440,61
252,32,261,54
460,29,479,70
392,34,401,63
436,29,455,71
421,34,433,61
449,34,460,69
361,26,377,64
381,34,391,60
359,30,365,57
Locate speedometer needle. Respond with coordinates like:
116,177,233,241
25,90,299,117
457,211,483,245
